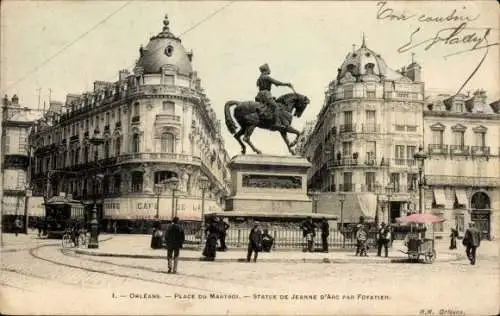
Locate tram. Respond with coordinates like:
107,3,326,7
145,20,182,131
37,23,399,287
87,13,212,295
44,195,86,238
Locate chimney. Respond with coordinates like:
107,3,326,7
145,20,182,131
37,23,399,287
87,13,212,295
490,100,500,114
406,62,422,82
465,90,487,112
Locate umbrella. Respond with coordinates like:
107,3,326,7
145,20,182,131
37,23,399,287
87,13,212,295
396,213,445,224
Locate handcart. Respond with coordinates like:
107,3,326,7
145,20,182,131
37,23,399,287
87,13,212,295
396,213,444,264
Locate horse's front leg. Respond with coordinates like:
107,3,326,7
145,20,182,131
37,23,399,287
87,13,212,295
243,126,262,154
280,130,295,155
234,129,246,154
285,126,302,147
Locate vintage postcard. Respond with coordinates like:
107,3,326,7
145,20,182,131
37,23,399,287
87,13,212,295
1,1,499,315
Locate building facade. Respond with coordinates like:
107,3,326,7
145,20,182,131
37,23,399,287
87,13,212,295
29,15,231,233
1,95,44,232
301,39,426,225
423,91,499,239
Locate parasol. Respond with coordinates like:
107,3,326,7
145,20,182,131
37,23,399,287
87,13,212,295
396,213,445,224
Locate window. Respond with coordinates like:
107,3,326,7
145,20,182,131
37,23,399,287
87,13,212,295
453,131,465,147
104,141,110,159
474,132,486,146
84,146,89,163
390,173,400,192
74,148,80,165
455,102,464,112
366,141,376,162
17,171,26,189
366,91,375,98
164,75,174,85
132,134,140,153
395,145,405,165
160,133,175,153
115,137,121,156
343,111,353,130
432,130,444,145
433,214,444,232
113,175,122,194
133,102,140,117
162,101,175,114
131,172,143,192
342,141,352,157
106,112,110,125
117,108,121,122
455,215,465,233
18,129,27,153
407,173,418,191
343,172,353,192
365,172,375,192
407,145,416,166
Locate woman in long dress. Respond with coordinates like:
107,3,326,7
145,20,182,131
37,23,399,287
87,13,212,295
203,221,219,261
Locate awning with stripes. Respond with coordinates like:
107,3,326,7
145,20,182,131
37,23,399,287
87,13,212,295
455,189,468,207
433,188,447,206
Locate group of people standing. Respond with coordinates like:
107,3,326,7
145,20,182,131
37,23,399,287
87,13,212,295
300,217,330,253
202,217,230,261
354,216,391,257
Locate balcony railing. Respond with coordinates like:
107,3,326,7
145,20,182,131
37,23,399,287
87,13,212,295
471,146,490,157
361,124,380,133
155,114,181,125
450,145,470,156
364,157,377,166
117,153,202,164
339,124,356,133
428,144,448,155
391,158,418,168
327,157,358,168
339,183,355,192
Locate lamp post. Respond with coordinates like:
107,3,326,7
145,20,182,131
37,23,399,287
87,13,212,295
87,133,104,249
339,192,345,248
374,182,382,227
199,176,209,247
309,190,320,213
413,146,428,214
154,182,166,219
165,177,179,219
385,182,394,225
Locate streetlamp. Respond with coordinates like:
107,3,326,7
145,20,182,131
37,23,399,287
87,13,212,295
308,190,320,213
413,146,428,214
87,133,104,249
339,192,346,248
385,182,394,225
374,182,383,227
154,181,167,219
165,176,179,219
199,175,209,247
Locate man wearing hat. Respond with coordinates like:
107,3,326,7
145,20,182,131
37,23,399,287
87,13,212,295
255,63,293,130
247,221,263,262
165,217,185,273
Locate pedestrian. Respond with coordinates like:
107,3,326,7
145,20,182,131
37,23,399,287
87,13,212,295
449,227,458,250
376,222,390,257
355,224,368,256
261,228,274,252
112,221,118,234
218,218,230,251
150,221,163,249
37,218,43,237
247,222,263,262
164,217,185,274
320,217,329,253
300,217,316,252
355,216,365,256
202,219,219,261
462,222,481,265
14,217,23,237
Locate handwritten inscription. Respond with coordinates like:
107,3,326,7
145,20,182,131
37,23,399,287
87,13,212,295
376,1,479,23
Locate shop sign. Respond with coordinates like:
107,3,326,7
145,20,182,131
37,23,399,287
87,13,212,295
27,196,45,216
2,196,25,215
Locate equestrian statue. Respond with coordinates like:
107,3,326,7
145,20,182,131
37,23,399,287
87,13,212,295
224,63,310,155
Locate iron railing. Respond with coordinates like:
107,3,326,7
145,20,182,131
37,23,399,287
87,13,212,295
339,124,356,133
428,144,449,155
450,145,470,156
471,146,490,156
184,228,379,249
361,124,380,133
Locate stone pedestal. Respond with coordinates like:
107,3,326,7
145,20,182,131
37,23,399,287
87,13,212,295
225,155,312,214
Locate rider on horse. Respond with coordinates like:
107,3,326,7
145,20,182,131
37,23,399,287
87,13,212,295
255,63,293,130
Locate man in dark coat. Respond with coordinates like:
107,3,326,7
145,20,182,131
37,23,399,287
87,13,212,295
217,218,230,251
164,217,185,273
377,222,390,257
463,222,481,265
300,217,316,252
261,229,274,252
247,222,263,262
320,217,329,253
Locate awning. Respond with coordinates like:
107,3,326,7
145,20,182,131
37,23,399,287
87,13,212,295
455,189,468,207
433,188,446,206
206,211,337,220
315,193,375,223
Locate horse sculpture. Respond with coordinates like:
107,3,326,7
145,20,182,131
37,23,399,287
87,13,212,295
224,92,309,155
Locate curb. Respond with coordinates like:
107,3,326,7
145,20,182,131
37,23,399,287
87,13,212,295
74,249,461,264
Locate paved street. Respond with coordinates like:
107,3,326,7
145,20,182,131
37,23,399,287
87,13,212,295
1,233,499,315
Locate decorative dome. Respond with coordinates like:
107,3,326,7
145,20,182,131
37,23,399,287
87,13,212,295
136,15,193,76
337,36,404,83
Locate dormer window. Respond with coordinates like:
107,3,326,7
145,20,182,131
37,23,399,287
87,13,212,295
347,64,356,75
165,45,174,57
365,63,375,75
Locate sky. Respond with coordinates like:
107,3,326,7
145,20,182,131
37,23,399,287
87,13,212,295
1,1,499,157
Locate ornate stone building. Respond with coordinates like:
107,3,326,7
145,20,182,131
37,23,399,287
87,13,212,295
1,95,44,231
29,15,231,232
301,39,425,226
423,91,499,239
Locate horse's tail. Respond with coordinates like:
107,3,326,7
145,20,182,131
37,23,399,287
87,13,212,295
224,101,238,134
